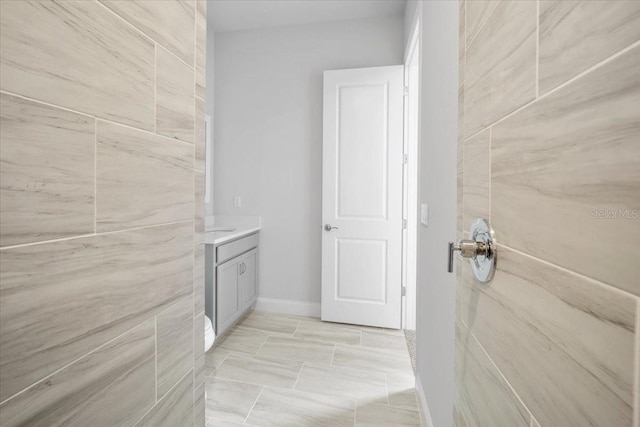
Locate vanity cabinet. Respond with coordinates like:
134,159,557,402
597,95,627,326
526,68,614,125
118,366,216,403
212,233,259,336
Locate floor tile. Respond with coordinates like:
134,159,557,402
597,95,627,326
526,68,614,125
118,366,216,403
212,353,303,389
266,312,320,322
214,326,269,355
333,345,413,376
361,330,409,355
204,348,230,375
246,387,355,427
205,377,262,423
294,320,362,345
387,374,419,411
355,403,421,427
239,315,300,336
206,418,252,427
257,336,335,365
295,363,387,404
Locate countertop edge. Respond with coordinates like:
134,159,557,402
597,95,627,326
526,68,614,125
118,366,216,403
205,227,261,245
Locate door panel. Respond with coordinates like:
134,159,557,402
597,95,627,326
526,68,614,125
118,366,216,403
322,65,404,329
239,249,257,308
217,258,239,330
337,84,388,219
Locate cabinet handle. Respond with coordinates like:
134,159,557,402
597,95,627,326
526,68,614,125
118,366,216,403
240,262,245,274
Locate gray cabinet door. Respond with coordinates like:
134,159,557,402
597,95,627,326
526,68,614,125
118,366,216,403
217,257,239,332
239,249,257,309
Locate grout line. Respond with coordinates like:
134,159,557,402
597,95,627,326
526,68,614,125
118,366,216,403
460,319,536,423
291,320,302,337
292,362,304,390
0,318,155,407
134,368,194,426
330,344,337,367
633,300,640,427
461,38,640,143
254,335,270,356
0,90,194,147
488,125,492,224
385,373,390,406
498,243,639,304
535,0,540,99
96,0,194,72
0,219,193,251
353,401,357,427
155,316,158,403
94,118,98,234
154,43,157,134
243,386,264,424
465,0,500,51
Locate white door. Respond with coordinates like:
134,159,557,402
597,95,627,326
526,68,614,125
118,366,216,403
321,65,404,329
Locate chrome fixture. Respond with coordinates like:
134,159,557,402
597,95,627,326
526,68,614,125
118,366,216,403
448,218,496,283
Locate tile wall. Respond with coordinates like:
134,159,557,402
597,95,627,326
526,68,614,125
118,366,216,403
455,1,640,426
0,1,207,425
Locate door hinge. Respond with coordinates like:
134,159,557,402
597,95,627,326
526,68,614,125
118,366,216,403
403,86,409,97
403,154,408,164
402,286,407,296
402,219,407,229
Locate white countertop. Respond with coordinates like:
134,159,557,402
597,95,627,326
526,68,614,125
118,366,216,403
205,226,260,245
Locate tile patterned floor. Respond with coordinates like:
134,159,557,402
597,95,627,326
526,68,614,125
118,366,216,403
205,311,422,427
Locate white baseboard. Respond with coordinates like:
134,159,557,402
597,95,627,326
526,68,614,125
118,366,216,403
416,374,434,427
255,297,321,318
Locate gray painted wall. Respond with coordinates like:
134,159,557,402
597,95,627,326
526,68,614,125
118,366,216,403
414,1,459,426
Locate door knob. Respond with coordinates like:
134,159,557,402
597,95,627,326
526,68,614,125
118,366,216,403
448,218,496,283
324,224,339,231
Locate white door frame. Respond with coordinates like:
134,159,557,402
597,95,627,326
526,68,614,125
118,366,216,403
401,16,421,331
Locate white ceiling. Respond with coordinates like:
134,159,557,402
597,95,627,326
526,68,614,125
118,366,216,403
209,0,407,33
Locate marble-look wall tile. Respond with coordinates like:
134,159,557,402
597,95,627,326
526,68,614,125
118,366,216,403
0,222,193,402
195,93,206,172
195,381,206,427
539,0,640,94
492,45,640,296
0,1,154,130
96,121,194,232
196,23,207,100
156,45,194,144
457,85,464,235
195,170,205,243
135,370,194,427
196,0,206,28
194,312,205,388
458,0,465,87
464,0,536,136
157,295,194,399
194,243,205,315
465,0,499,48
0,319,155,427
461,246,635,426
100,0,195,66
462,128,490,231
455,321,530,427
0,94,95,247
